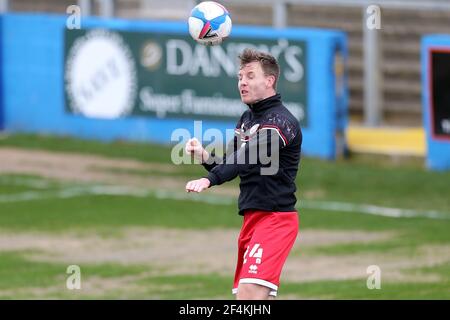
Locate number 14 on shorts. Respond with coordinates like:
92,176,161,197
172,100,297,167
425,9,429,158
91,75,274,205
243,244,263,265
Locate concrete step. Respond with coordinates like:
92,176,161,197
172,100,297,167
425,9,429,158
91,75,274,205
116,0,141,11
347,57,421,75
348,78,422,95
119,8,189,20
225,4,273,25
348,94,422,112
11,0,73,12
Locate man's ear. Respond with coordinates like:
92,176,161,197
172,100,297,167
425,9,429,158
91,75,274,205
266,75,275,89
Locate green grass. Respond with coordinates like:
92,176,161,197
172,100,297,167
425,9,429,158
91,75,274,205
92,165,206,179
0,252,67,291
281,278,450,299
0,251,148,299
0,175,55,194
136,273,233,299
0,250,230,299
0,133,173,163
0,193,240,232
2,133,449,212
0,174,449,237
1,133,450,299
0,249,448,299
298,157,450,212
403,261,450,280
296,209,450,255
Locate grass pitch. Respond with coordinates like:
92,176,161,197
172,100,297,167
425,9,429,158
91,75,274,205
0,133,449,299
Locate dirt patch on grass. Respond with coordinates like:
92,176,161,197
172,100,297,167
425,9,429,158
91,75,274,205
283,248,448,283
0,273,156,299
2,227,446,284
0,147,239,197
1,147,448,297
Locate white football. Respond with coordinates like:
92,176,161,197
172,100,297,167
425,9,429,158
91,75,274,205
188,1,232,46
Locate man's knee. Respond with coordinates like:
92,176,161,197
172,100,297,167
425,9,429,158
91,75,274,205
236,283,271,300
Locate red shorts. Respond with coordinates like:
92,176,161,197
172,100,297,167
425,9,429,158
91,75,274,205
232,210,299,297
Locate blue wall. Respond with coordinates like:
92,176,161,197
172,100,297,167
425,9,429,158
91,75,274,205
421,35,450,170
1,13,348,160
0,15,4,131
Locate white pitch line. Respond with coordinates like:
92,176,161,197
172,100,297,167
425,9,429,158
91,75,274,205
0,186,149,202
0,176,53,189
153,189,236,205
0,191,56,202
300,200,449,220
0,183,448,220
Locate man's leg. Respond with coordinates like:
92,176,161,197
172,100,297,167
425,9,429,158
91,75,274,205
236,283,274,300
232,211,298,300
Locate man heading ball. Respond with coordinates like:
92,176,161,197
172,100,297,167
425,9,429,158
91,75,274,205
186,48,302,300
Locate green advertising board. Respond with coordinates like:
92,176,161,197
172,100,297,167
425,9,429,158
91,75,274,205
64,28,307,126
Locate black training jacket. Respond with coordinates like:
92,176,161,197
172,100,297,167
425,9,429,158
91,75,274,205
202,93,302,215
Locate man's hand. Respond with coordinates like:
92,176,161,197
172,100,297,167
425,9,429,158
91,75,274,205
186,178,211,193
185,138,209,163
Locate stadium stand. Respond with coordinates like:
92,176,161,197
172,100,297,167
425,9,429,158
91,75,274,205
5,0,450,156
8,0,450,127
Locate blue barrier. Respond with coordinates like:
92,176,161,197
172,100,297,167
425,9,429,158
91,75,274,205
0,15,3,131
1,13,348,160
421,35,450,170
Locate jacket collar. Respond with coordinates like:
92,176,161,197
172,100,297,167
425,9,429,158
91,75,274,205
247,93,281,116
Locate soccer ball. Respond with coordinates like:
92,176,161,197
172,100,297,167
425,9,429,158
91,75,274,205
188,1,232,46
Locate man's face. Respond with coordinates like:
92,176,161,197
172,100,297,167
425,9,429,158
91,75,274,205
238,61,274,104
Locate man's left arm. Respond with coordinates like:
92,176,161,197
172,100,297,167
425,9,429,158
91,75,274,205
185,113,298,193
185,128,284,192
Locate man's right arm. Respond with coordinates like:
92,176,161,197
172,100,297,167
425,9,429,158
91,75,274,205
202,132,240,172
